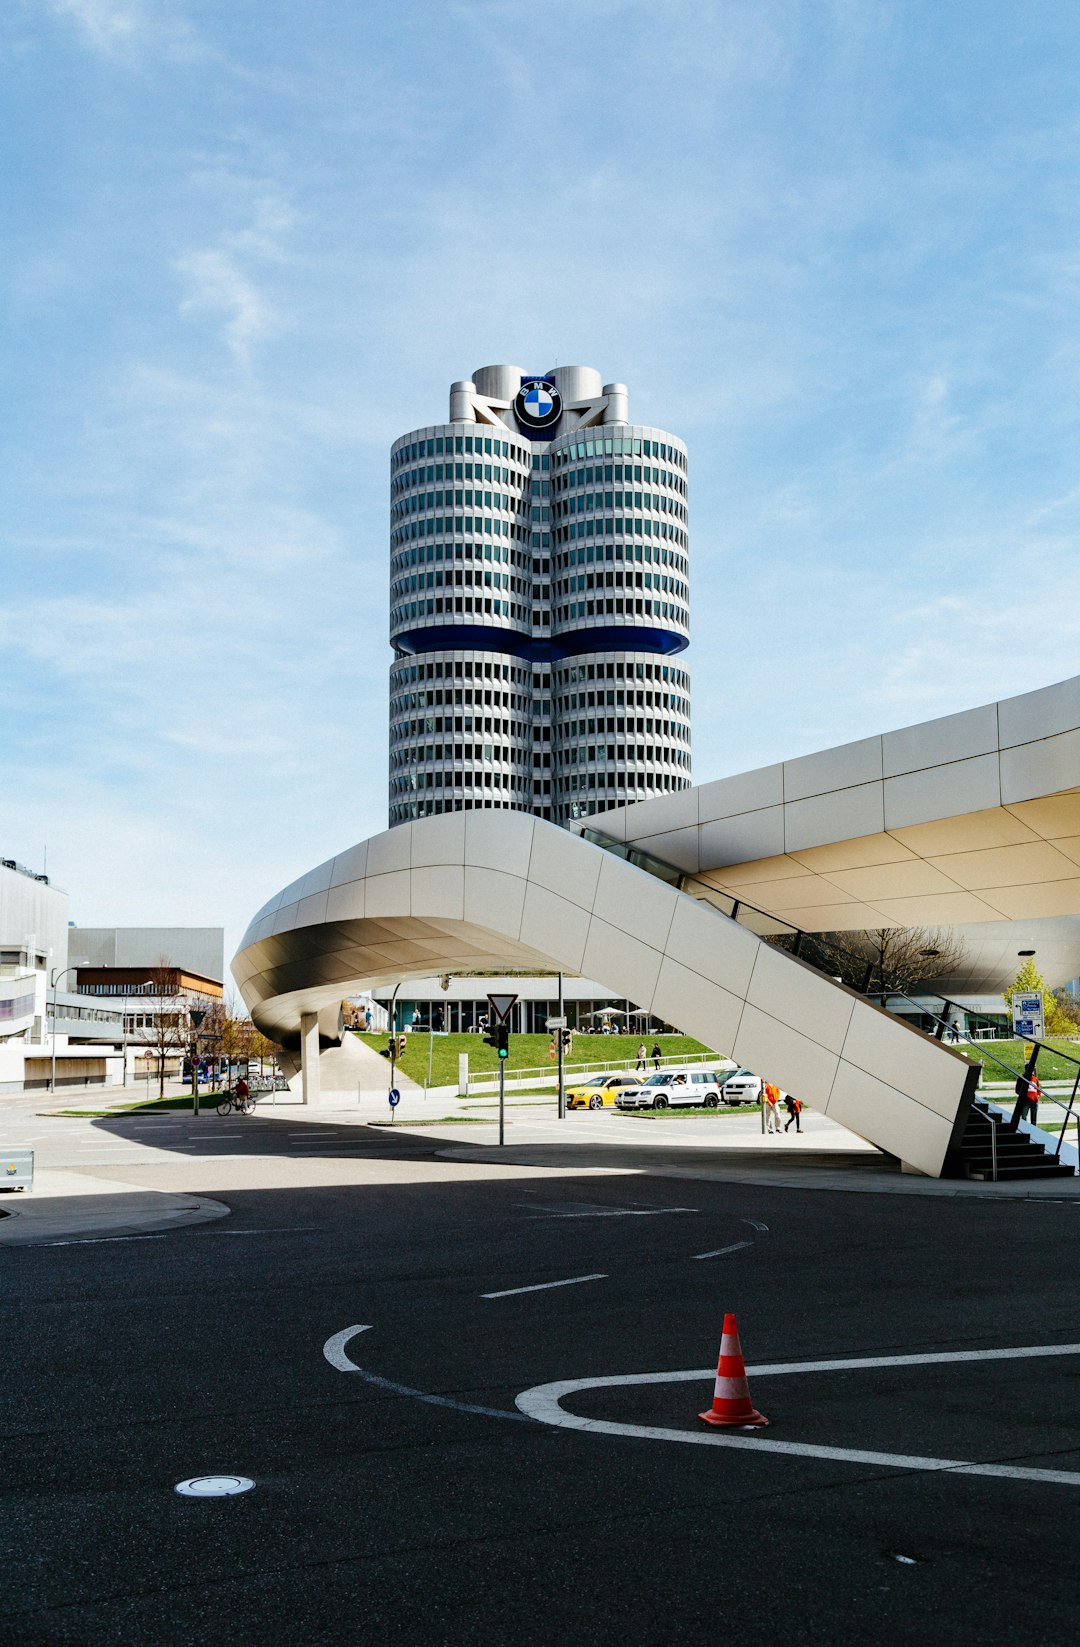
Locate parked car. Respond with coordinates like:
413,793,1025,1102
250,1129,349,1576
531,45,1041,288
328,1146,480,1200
566,1074,643,1110
615,1067,734,1111
718,1068,763,1105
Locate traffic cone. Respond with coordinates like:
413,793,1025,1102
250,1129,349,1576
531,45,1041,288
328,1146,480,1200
698,1313,768,1427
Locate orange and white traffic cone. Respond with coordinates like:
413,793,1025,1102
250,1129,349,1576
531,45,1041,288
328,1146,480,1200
698,1313,769,1427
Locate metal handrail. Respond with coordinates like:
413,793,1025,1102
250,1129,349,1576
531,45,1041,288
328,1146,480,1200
581,824,1080,1154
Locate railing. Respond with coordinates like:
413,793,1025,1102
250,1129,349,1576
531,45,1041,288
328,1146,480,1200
581,825,1079,1166
466,1050,718,1095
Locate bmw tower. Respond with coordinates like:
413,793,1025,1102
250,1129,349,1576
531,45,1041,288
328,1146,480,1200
388,365,690,827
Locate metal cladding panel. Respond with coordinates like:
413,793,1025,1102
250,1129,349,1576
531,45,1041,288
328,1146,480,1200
68,927,224,981
0,865,70,968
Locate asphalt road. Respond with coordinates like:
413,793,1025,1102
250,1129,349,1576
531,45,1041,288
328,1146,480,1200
5,1127,1080,1645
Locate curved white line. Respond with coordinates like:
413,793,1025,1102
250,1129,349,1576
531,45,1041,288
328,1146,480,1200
323,1324,373,1371
514,1345,1080,1486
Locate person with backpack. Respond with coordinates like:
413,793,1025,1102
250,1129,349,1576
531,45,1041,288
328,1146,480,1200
784,1093,803,1133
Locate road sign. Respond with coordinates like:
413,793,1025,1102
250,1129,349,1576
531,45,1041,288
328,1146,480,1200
546,1016,567,1030
486,992,518,1023
1012,993,1044,1042
388,1088,400,1108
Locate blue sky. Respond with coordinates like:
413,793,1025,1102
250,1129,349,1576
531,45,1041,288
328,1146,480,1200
3,0,1080,964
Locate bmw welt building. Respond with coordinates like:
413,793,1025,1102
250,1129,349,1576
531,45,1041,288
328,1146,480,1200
388,365,691,827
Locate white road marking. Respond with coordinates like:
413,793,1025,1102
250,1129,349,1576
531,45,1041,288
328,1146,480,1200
483,1273,608,1299
44,1235,168,1247
188,1133,241,1139
322,1325,531,1422
209,1227,318,1236
287,1132,342,1137
743,1219,769,1232
517,1201,697,1219
514,1343,1080,1485
323,1324,373,1370
693,1241,754,1259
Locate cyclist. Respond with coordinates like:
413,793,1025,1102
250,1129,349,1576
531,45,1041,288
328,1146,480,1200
235,1075,253,1113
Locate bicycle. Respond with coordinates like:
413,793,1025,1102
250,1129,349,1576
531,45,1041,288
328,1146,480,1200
216,1090,256,1117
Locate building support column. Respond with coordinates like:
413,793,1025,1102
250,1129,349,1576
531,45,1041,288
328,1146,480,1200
300,1012,320,1107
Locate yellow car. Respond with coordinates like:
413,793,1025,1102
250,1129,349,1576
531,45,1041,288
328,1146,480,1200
566,1075,642,1110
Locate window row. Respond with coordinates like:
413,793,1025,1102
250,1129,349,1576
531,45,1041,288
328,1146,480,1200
391,567,530,602
557,488,686,523
552,435,686,470
393,431,531,469
554,518,687,549
555,658,689,691
556,597,688,627
393,463,527,496
554,463,686,499
392,595,529,627
392,486,526,518
391,515,531,549
556,570,688,602
391,540,529,575
556,716,689,744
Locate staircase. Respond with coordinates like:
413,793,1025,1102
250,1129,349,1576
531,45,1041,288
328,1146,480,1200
954,1097,1075,1182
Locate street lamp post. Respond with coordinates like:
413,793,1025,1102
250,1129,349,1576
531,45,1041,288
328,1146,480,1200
48,965,78,1095
189,1007,206,1116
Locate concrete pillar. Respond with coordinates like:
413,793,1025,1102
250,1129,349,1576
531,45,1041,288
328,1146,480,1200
458,1052,469,1097
300,1013,320,1107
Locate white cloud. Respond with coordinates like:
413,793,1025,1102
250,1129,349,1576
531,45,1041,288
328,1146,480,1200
44,0,205,60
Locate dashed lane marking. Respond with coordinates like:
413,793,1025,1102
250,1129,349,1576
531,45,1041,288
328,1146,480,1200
322,1326,530,1422
482,1273,608,1299
514,1343,1080,1485
693,1241,754,1259
516,1201,698,1219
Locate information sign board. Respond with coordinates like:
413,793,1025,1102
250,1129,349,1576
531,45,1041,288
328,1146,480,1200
1012,993,1044,1042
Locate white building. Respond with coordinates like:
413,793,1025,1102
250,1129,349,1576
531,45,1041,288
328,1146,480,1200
388,366,691,827
0,855,224,1093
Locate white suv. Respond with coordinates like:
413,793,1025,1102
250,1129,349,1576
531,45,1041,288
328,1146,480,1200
615,1065,735,1111
719,1068,763,1105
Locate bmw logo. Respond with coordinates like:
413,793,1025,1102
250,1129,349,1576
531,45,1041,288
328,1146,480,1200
515,377,562,432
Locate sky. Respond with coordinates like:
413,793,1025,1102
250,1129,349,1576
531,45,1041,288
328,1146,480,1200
3,0,1080,967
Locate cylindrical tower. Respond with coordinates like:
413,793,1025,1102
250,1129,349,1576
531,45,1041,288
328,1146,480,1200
388,371,691,827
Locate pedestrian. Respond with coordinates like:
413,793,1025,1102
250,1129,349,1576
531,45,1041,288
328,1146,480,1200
763,1082,782,1134
783,1093,802,1133
1019,1073,1042,1126
636,1041,648,1073
651,1042,662,1071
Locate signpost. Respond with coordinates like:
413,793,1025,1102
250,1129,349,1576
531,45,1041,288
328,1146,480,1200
1012,992,1044,1043
486,993,517,1147
388,1087,400,1123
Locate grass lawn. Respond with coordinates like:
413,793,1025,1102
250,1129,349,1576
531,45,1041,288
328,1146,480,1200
351,1030,719,1088
957,1039,1080,1082
48,1092,229,1117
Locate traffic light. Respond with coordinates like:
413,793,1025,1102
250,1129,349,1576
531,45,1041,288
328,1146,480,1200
561,1027,572,1052
484,1023,510,1059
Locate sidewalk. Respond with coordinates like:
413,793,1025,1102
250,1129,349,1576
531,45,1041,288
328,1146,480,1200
0,1170,229,1245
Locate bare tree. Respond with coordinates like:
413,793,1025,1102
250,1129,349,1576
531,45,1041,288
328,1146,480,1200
821,927,968,998
136,959,189,1098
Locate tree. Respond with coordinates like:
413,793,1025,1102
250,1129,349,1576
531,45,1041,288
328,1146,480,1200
821,926,968,998
136,959,190,1098
1005,955,1075,1038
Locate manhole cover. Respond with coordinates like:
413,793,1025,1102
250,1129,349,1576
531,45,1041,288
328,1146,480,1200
175,1475,254,1497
